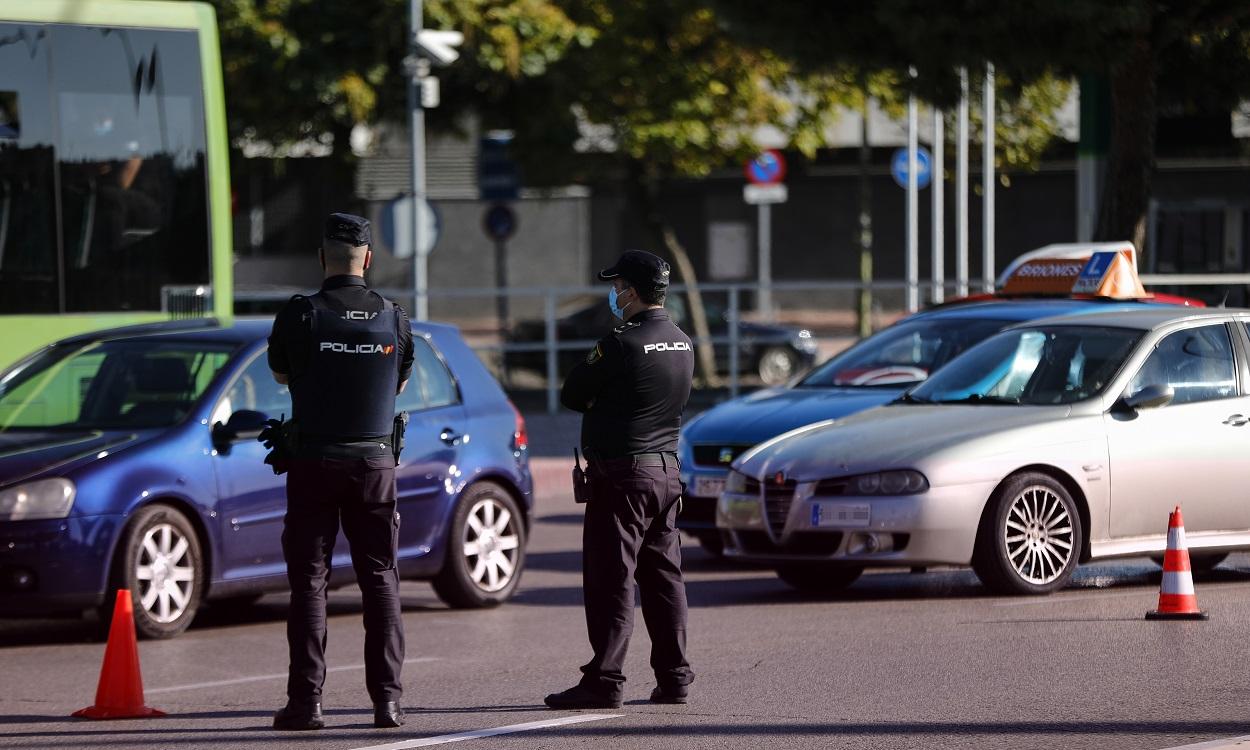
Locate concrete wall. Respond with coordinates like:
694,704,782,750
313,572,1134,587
363,195,590,321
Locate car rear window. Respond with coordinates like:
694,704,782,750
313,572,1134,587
396,337,459,412
800,317,1011,388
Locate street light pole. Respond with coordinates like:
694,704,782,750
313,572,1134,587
956,68,969,298
408,0,428,321
906,74,919,313
982,63,996,292
931,107,944,304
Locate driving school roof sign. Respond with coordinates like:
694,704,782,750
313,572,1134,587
1001,249,1147,299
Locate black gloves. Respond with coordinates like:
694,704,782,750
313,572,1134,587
257,415,291,475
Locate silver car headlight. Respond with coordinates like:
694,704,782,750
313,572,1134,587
0,478,77,521
851,470,927,496
725,469,749,494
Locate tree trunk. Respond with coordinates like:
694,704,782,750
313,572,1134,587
1093,32,1158,254
626,161,721,387
659,226,721,387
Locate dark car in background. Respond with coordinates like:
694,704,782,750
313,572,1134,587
0,319,532,638
507,295,819,385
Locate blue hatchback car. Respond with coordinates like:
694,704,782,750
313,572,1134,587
678,298,1197,554
0,318,532,638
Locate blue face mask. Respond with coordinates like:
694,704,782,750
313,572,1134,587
609,287,627,319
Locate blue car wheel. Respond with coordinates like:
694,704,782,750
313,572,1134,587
105,504,205,639
432,482,525,608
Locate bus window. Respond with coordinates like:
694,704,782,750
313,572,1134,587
51,26,211,313
0,23,58,314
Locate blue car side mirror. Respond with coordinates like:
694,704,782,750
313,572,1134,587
212,409,268,448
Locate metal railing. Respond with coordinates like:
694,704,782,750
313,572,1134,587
161,285,214,318
237,279,931,413
236,274,1250,414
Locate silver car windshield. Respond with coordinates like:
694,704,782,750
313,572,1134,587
905,326,1142,405
799,317,1011,388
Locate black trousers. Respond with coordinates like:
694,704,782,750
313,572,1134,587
283,455,404,705
579,460,694,696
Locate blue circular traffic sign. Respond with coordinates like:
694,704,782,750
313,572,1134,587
891,147,932,189
745,150,787,185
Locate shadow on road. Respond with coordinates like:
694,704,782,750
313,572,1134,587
9,716,1250,746
0,593,447,648
512,555,1250,609
4,555,1247,647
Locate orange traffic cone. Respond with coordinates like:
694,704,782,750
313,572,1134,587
1145,506,1209,621
72,589,166,719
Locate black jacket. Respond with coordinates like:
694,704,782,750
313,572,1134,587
561,307,694,457
268,275,414,385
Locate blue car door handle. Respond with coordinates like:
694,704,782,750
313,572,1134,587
440,427,462,445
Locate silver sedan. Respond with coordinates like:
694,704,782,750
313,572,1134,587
718,308,1250,595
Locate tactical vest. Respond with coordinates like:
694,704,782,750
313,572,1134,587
288,292,401,440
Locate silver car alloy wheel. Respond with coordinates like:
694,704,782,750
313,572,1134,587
135,523,195,623
1003,485,1074,585
464,497,520,593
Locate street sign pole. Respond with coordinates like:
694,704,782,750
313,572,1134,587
932,106,945,304
482,203,518,344
743,151,786,319
495,237,508,333
408,0,427,321
757,202,772,318
906,79,919,313
956,68,970,297
983,62,996,291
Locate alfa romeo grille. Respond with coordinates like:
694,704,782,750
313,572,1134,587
763,480,797,536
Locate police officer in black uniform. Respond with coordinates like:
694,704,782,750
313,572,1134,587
545,249,696,709
267,213,414,731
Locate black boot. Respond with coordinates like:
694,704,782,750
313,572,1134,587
273,701,325,731
649,685,688,704
543,684,622,710
374,701,404,728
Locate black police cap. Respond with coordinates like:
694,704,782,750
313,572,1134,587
598,250,671,290
324,212,371,247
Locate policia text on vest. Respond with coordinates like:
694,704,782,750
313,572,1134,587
265,213,415,731
545,249,696,711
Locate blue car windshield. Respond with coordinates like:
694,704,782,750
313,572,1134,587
0,341,234,430
906,326,1142,405
799,317,1011,388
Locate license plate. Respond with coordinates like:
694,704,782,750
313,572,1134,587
693,476,727,498
811,502,871,528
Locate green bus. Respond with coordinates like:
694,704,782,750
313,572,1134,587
0,0,232,372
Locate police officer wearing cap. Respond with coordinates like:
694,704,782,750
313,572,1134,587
545,249,696,709
267,213,414,731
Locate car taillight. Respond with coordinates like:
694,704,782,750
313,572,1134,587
510,401,528,452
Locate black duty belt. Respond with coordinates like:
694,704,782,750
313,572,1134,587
300,438,391,459
588,451,679,471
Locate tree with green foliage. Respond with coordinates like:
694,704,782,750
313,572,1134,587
715,0,1250,255
205,0,1080,374
207,0,590,154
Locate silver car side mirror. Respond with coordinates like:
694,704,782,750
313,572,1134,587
1123,383,1174,411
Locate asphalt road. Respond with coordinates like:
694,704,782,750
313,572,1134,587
4,469,1250,750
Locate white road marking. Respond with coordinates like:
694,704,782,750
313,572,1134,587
349,714,624,750
146,657,439,694
1156,735,1250,749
